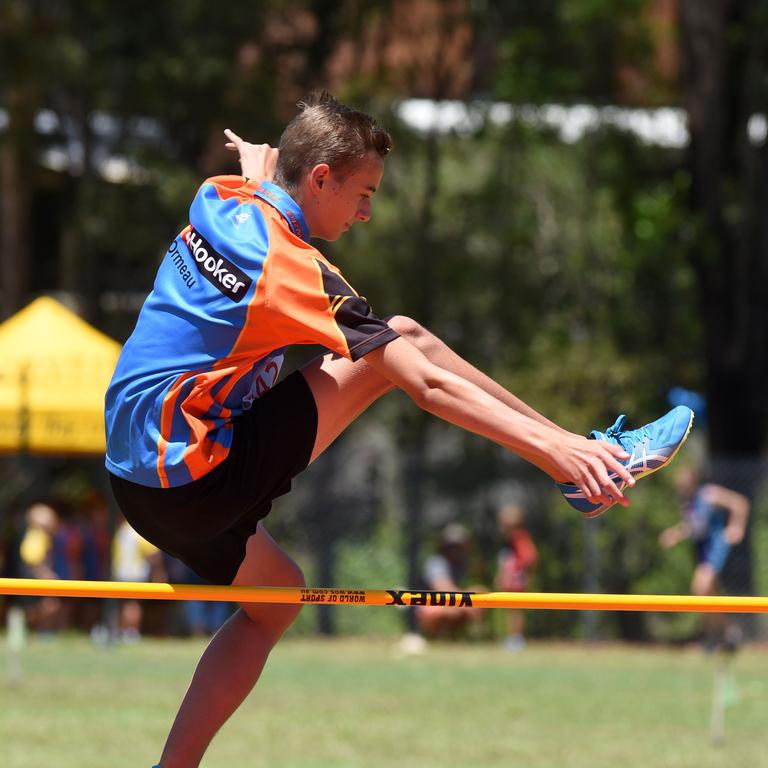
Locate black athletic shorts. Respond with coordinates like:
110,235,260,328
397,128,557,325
109,371,318,585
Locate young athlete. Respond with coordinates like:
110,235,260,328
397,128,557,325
104,91,693,767
495,504,539,651
659,464,749,647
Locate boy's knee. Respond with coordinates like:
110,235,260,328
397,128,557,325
238,557,306,636
386,315,427,343
281,557,307,589
241,568,306,637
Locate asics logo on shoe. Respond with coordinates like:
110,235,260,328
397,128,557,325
183,227,251,302
610,439,666,479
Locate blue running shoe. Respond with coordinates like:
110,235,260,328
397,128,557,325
557,405,695,518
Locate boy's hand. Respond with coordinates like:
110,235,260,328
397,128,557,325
224,129,278,184
546,434,634,507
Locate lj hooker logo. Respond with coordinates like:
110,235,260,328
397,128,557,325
182,227,252,302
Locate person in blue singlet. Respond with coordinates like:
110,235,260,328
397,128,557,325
659,465,750,646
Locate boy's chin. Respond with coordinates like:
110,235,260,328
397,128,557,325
314,230,343,243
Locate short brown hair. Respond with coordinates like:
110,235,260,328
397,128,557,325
275,90,392,197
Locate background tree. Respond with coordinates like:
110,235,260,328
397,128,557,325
2,0,765,640
678,0,768,608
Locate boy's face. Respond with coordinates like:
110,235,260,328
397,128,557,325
304,151,384,241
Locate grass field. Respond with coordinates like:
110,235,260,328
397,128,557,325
2,633,767,768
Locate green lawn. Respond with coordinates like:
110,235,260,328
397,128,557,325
2,634,767,768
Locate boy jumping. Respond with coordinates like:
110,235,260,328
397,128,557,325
105,92,692,767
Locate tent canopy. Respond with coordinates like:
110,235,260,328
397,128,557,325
0,297,122,454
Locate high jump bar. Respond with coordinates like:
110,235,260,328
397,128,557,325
1,578,767,613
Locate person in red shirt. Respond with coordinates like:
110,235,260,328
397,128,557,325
495,504,539,651
109,92,640,768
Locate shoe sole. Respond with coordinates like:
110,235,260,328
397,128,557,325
582,409,695,519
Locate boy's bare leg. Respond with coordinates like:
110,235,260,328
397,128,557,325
155,343,392,766
303,348,395,463
155,333,405,766
158,525,304,768
303,313,630,502
157,316,605,766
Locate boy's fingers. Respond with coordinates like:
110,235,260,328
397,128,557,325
224,129,244,152
606,442,631,461
601,477,629,506
605,459,634,487
581,475,602,502
590,459,628,505
612,461,635,487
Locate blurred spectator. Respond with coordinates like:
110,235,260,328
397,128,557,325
50,500,84,581
80,491,110,582
112,516,166,642
19,504,57,579
413,523,486,642
164,555,234,637
18,502,67,633
495,504,538,652
75,490,111,632
49,500,87,630
659,465,750,650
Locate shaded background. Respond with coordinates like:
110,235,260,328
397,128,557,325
1,0,767,642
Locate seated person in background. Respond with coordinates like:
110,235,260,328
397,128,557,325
495,504,538,652
414,523,486,640
113,516,167,642
165,555,235,637
19,503,67,633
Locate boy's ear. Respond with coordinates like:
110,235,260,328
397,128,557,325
309,163,331,193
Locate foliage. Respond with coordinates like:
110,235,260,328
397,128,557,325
327,109,705,640
1,1,765,640
489,0,660,105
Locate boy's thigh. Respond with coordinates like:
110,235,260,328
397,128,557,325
108,371,319,585
232,369,319,501
299,351,393,463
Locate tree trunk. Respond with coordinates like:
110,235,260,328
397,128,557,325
680,0,768,456
680,0,768,617
0,84,34,320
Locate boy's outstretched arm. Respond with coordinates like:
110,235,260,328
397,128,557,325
364,336,634,507
396,320,571,434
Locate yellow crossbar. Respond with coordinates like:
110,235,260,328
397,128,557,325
1,578,766,613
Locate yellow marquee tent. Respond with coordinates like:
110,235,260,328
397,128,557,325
0,297,121,454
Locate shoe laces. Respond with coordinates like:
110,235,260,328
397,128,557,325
604,415,627,439
604,415,650,452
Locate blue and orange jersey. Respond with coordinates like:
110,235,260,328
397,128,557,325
105,177,398,488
